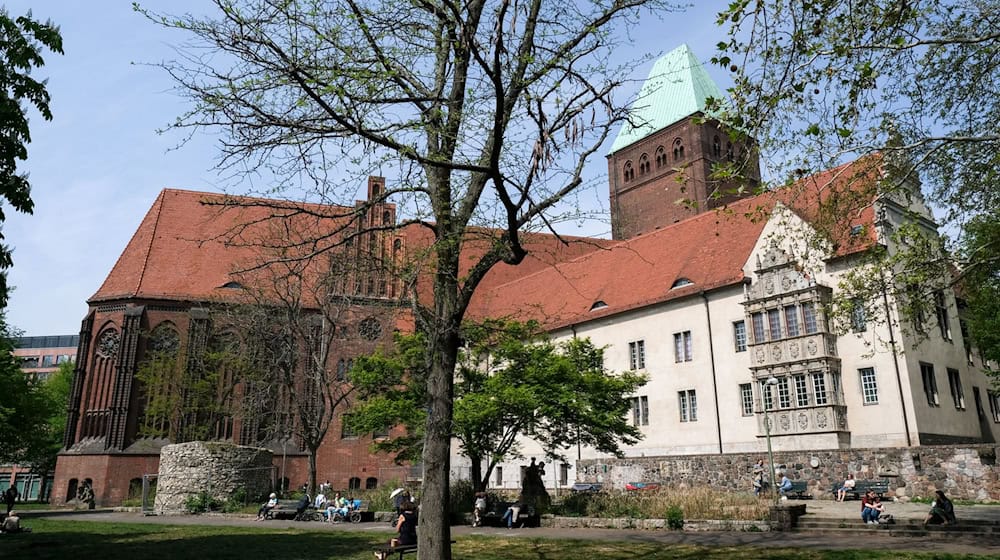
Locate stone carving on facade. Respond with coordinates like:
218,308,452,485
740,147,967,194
96,330,121,358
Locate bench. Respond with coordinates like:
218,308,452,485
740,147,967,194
480,501,538,528
374,541,454,560
265,499,321,521
780,480,811,499
830,480,890,500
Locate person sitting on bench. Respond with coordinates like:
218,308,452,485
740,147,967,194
375,500,417,560
777,472,793,498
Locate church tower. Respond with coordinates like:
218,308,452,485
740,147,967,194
608,44,760,240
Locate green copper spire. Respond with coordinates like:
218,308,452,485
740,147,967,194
609,44,726,153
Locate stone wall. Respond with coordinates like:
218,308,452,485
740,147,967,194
155,441,273,514
577,444,999,501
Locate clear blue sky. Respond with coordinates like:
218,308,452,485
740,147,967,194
5,1,728,336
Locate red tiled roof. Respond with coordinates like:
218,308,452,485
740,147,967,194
91,189,613,305
467,157,883,329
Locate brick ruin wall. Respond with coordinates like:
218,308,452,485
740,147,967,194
154,441,273,513
577,445,999,501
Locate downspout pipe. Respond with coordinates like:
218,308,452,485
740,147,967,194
882,280,913,447
701,291,724,454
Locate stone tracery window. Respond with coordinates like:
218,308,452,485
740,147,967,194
672,138,684,161
358,317,383,341
638,153,650,175
148,323,180,354
96,329,121,358
655,146,667,168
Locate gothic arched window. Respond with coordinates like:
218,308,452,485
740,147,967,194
655,146,667,168
712,136,721,157
638,154,650,175
623,161,635,182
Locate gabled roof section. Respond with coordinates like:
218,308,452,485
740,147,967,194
469,158,885,330
609,44,727,154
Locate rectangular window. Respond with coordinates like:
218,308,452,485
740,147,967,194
56,354,73,364
19,356,40,368
989,392,1000,423
947,368,965,410
733,321,747,352
495,466,503,487
812,372,828,405
630,396,649,426
784,306,800,337
777,377,791,408
751,313,766,344
740,383,754,416
935,291,952,341
761,380,774,411
767,308,782,340
960,318,973,365
560,464,569,486
678,390,697,422
794,375,809,407
628,340,646,370
859,367,879,404
920,362,939,407
802,302,818,334
674,331,692,362
373,426,390,439
41,355,56,367
851,299,867,332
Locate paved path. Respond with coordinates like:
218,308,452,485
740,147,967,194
27,504,1000,556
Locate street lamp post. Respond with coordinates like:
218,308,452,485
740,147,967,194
763,376,780,506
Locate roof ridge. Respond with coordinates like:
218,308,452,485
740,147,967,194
133,190,168,297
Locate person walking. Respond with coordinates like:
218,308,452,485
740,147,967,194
4,486,19,515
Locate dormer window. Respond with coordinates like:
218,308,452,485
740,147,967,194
671,277,693,289
590,300,608,311
220,281,243,289
638,154,650,175
672,138,684,161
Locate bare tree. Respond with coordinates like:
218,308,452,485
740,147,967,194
138,1,680,556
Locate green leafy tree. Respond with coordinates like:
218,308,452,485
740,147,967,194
138,1,679,555
713,0,1000,344
349,320,646,492
0,9,62,307
961,212,1000,375
0,317,56,466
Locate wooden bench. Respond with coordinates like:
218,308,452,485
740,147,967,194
265,499,321,521
830,480,890,500
781,480,811,499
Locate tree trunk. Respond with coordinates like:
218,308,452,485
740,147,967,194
308,447,318,497
419,335,459,560
470,456,485,493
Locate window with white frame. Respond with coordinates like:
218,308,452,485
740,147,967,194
947,368,965,409
740,383,754,416
678,390,697,422
920,362,940,407
802,302,818,334
794,375,809,407
734,321,747,352
859,367,879,404
495,466,503,487
784,305,800,337
761,380,774,411
630,395,649,426
628,340,646,370
751,312,766,344
989,391,1000,423
674,331,693,362
777,377,791,408
560,463,569,486
767,308,782,340
812,372,828,405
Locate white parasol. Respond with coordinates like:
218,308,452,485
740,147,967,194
390,487,405,499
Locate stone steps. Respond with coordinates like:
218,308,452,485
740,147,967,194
794,516,1000,538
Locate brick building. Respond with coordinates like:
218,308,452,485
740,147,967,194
54,45,1000,504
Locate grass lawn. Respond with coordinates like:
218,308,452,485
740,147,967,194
0,519,993,560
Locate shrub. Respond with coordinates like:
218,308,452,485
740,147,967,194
184,491,222,514
552,487,768,522
666,505,684,530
